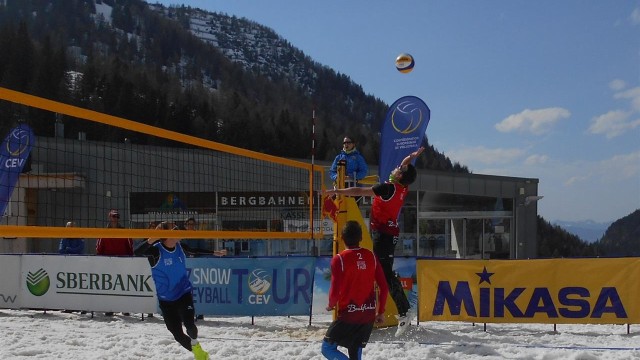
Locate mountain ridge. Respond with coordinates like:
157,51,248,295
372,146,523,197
551,219,612,243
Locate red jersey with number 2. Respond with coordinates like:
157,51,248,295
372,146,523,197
371,182,409,236
328,247,389,324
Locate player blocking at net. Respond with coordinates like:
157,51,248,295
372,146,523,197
324,147,424,337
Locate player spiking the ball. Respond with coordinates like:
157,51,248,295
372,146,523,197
325,146,424,337
134,221,226,360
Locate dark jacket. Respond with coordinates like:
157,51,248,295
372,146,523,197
58,238,85,255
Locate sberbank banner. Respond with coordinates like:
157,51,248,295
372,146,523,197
15,255,315,316
417,258,640,324
21,255,157,313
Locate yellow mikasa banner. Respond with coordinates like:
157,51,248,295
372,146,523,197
417,258,640,324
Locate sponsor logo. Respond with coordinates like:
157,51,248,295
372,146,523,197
55,272,154,295
433,267,628,319
244,268,273,305
26,268,50,296
248,269,272,295
391,100,424,135
231,266,312,306
6,128,31,156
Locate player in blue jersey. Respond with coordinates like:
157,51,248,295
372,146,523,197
135,221,225,360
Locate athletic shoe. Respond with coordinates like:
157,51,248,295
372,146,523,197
395,311,416,337
192,343,210,360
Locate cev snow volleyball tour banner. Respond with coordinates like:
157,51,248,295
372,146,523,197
417,258,640,324
0,123,34,215
188,257,315,316
379,96,430,182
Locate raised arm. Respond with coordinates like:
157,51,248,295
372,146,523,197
181,243,227,257
400,146,425,167
324,186,375,198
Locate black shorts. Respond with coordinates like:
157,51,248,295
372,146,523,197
323,320,374,349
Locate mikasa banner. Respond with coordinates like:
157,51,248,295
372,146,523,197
417,258,640,324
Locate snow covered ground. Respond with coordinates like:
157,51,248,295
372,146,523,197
1,309,639,359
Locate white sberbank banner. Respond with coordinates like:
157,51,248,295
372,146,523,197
20,255,157,313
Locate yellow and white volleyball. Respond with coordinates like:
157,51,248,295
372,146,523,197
395,53,415,73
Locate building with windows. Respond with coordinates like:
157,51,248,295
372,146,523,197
1,136,539,259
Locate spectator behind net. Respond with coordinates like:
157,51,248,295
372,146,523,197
96,209,133,316
58,221,85,255
96,209,133,256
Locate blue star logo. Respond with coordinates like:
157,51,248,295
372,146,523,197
476,266,494,285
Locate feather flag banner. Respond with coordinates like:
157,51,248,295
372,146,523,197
379,96,430,182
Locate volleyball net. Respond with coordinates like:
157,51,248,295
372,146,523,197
0,87,328,254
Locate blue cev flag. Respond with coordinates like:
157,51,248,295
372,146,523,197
0,123,35,215
379,96,430,181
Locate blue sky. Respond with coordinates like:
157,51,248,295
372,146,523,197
155,0,640,223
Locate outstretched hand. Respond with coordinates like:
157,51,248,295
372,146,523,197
401,146,426,167
412,147,425,158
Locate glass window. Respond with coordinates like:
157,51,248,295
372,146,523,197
418,191,513,213
418,219,449,257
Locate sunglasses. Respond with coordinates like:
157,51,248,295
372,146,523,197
343,141,353,144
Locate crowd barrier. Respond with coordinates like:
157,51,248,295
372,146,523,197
2,255,637,327
0,254,324,316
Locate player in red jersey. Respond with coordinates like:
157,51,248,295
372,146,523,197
321,221,389,360
324,147,424,337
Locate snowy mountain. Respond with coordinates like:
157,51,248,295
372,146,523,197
551,220,611,243
152,4,323,96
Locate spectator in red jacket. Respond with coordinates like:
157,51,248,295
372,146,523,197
96,209,133,256
96,209,133,317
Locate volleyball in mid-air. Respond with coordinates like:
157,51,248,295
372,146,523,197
395,53,415,73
